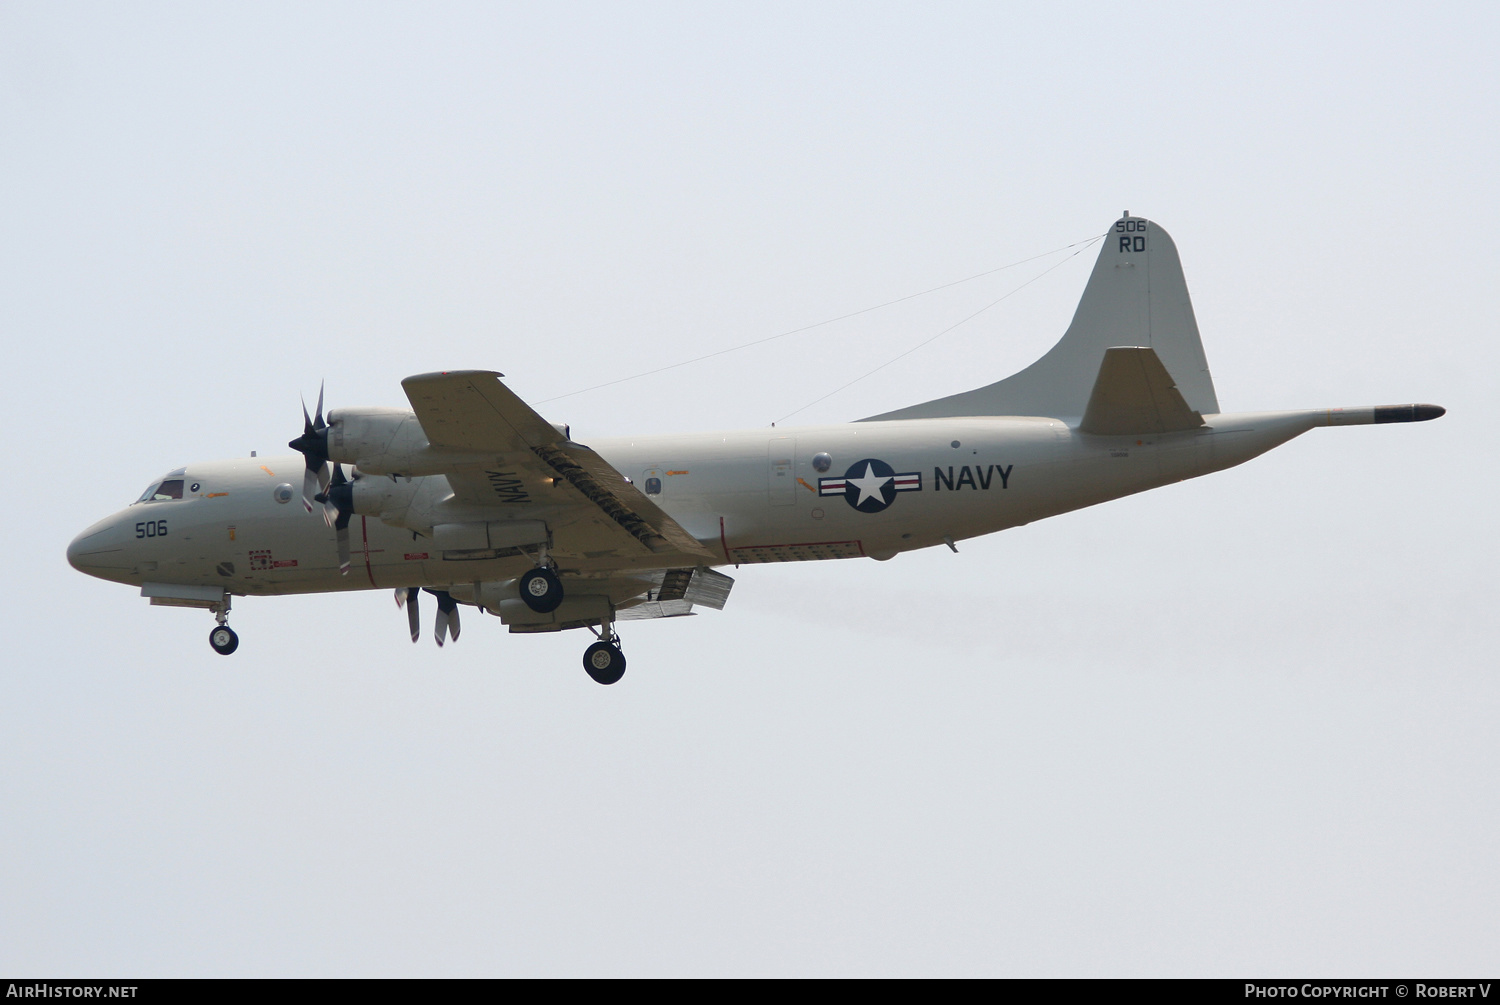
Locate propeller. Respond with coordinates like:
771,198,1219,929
432,590,461,646
394,587,461,646
394,587,421,642
314,463,354,575
288,383,330,512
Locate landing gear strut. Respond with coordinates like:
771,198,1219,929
518,543,564,613
582,619,625,685
208,597,238,655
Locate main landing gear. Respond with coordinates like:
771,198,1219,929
519,567,563,612
518,543,564,614
208,597,239,655
516,546,619,682
582,619,626,685
583,640,626,685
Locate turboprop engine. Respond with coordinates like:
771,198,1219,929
290,384,573,484
326,407,467,475
288,392,573,574
326,407,572,476
310,464,431,574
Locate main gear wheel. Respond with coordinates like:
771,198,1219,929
582,640,626,685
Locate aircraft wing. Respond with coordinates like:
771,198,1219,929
401,371,717,563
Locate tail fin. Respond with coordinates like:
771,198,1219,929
863,214,1220,422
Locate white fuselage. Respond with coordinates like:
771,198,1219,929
68,410,1324,600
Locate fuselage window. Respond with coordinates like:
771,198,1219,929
644,477,662,495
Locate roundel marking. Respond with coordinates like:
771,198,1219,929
817,458,923,513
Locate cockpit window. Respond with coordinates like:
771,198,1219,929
135,479,184,503
134,468,190,504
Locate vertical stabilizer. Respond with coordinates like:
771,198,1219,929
863,215,1220,422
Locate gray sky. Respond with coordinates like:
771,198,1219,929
2,1,1495,976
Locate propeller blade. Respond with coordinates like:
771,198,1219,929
317,463,348,527
431,590,459,647
334,513,351,575
315,464,356,574
301,466,321,514
290,387,331,512
405,588,420,642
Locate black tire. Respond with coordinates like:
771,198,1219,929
518,567,564,613
209,625,239,656
582,641,626,685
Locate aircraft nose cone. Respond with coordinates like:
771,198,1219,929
66,516,133,578
65,531,87,572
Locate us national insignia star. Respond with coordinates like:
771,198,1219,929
817,458,922,513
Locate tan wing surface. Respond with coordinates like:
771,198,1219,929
401,370,716,563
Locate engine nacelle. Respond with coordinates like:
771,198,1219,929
432,519,549,557
326,407,571,475
327,407,493,475
344,473,421,523
326,407,422,469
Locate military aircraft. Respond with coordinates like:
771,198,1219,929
67,214,1444,684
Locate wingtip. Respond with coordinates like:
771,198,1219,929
401,369,505,385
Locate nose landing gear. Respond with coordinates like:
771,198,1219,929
209,624,240,655
208,597,238,655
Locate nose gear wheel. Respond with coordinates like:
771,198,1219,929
209,625,239,655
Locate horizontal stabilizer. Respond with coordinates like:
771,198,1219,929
1079,346,1205,435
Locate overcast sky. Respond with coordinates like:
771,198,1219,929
2,2,1496,976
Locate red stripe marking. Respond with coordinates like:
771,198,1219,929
730,539,863,552
361,516,377,586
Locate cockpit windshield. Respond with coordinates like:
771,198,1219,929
134,469,188,504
